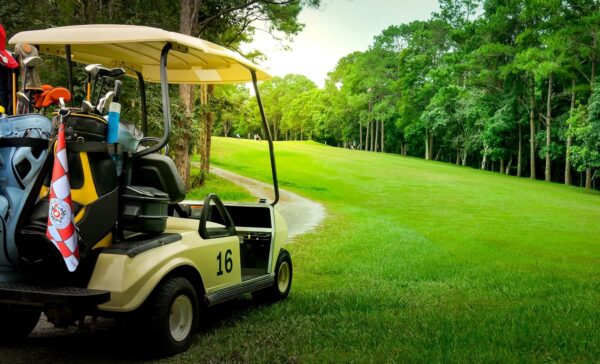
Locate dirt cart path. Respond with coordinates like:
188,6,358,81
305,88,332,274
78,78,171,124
209,166,326,239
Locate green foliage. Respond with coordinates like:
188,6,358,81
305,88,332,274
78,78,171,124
569,81,600,172
139,84,201,154
211,85,254,137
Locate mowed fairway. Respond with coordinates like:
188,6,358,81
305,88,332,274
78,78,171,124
177,137,600,363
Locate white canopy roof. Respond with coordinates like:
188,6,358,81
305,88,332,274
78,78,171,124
9,24,271,84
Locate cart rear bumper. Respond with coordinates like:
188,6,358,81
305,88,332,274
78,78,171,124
0,282,110,306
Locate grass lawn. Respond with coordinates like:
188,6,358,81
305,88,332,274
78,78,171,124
171,137,600,363
186,169,254,202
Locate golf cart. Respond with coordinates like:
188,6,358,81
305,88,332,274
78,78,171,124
0,24,290,356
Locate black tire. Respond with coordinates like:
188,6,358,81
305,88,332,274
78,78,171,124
252,249,293,303
145,276,199,357
0,304,41,342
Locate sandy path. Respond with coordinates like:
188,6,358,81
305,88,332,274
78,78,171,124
210,166,326,239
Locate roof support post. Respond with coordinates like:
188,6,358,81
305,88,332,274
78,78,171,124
136,42,172,157
135,70,148,135
250,69,279,206
65,45,73,102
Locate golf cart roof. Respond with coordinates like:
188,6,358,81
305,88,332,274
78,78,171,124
9,24,271,84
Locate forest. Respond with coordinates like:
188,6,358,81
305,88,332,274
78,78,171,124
214,0,600,190
3,0,600,190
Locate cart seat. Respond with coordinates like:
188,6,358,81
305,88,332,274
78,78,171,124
132,153,186,203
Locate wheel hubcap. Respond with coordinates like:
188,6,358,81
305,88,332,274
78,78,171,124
277,261,290,293
169,295,193,342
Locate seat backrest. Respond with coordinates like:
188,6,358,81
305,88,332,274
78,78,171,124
131,153,186,204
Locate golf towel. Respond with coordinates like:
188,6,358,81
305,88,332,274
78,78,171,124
46,117,79,272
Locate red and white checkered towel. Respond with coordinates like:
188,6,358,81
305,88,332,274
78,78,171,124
46,119,79,272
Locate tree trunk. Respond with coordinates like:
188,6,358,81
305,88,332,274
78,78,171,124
592,30,597,83
380,120,384,153
506,157,513,175
367,98,373,152
428,133,434,160
199,84,215,176
176,0,200,186
365,121,370,151
565,79,576,185
84,0,98,23
586,168,593,189
359,122,362,150
374,119,379,152
529,76,536,179
371,122,375,151
517,123,522,177
461,150,467,166
500,159,505,174
425,131,429,159
456,148,460,165
481,145,489,170
545,73,553,182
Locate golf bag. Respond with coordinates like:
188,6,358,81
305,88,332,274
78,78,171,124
0,113,52,269
15,112,118,281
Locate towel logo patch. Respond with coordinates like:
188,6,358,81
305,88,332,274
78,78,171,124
49,198,71,229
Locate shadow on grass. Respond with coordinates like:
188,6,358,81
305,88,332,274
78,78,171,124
0,296,260,364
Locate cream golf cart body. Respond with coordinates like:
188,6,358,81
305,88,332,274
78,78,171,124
0,25,291,356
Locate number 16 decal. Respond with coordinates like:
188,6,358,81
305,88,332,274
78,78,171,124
217,249,233,276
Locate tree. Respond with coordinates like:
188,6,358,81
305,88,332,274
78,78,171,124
569,81,600,188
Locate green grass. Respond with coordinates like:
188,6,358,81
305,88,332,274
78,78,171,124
171,137,600,363
186,170,254,202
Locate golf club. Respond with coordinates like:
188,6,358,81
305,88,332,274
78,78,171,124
84,63,101,102
15,91,29,114
96,90,114,115
19,56,42,113
81,100,94,113
92,66,125,107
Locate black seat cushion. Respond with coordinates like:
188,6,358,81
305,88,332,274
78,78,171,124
131,154,186,203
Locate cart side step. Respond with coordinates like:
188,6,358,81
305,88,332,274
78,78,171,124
0,283,110,306
205,274,273,306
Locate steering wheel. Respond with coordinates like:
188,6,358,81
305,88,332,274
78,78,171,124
138,136,169,155
198,194,236,239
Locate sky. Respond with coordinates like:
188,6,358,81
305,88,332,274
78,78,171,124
243,0,440,87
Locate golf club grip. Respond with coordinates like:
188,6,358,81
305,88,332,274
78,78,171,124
113,80,122,103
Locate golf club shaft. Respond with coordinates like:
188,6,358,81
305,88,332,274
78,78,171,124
11,71,15,115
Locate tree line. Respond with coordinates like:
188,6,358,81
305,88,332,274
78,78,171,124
217,0,600,190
